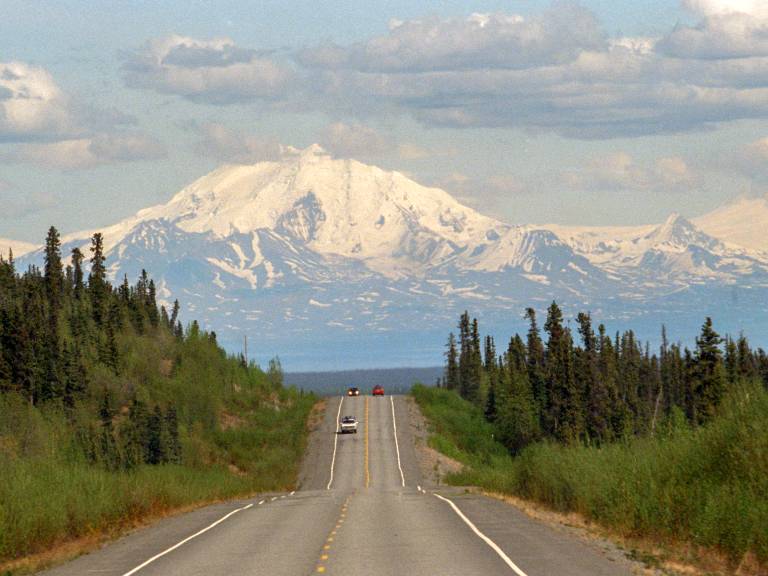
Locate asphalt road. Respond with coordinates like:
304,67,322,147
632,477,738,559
39,395,641,576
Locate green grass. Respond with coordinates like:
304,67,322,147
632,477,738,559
411,383,768,565
0,328,316,565
0,390,315,561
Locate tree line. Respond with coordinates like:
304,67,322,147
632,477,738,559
442,303,768,453
0,227,198,469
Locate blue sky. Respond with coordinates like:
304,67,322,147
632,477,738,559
2,0,767,242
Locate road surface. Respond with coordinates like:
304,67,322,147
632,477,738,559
40,395,641,575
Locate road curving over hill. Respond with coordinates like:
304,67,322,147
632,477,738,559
39,395,642,576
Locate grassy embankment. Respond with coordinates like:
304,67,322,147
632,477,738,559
0,329,315,570
412,383,768,572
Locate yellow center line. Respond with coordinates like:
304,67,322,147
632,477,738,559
365,396,370,488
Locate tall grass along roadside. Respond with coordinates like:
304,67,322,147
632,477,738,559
412,383,768,569
0,229,317,567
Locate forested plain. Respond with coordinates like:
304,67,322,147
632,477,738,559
416,306,768,571
0,228,315,569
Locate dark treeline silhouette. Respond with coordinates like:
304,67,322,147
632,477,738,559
0,226,210,469
442,303,768,453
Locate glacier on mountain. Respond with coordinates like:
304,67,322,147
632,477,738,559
13,145,768,369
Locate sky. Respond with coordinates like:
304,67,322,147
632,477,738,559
2,0,768,243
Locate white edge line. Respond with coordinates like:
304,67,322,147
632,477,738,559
258,500,265,505
290,491,295,496
433,494,529,576
390,396,405,488
270,496,277,501
326,395,344,490
120,503,252,576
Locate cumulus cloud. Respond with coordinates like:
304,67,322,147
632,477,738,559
0,61,163,169
194,122,284,163
5,133,166,169
565,153,696,191
732,137,768,181
683,0,768,17
298,7,605,72
319,122,393,158
0,61,77,142
659,12,768,59
123,35,292,104
296,4,768,138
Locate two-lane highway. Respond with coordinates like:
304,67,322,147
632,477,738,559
39,395,642,576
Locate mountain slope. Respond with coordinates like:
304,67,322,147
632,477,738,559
544,213,768,285
16,149,768,368
0,237,38,258
693,196,768,253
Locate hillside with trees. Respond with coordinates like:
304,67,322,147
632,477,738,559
0,228,315,568
416,305,768,572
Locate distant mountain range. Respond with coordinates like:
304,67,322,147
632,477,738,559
11,145,768,369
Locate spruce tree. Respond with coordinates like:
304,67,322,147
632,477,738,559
147,405,166,465
44,226,64,310
71,247,85,300
577,313,611,443
445,333,459,391
525,308,546,413
89,233,108,325
694,317,726,424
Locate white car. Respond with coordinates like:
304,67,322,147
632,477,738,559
340,416,358,434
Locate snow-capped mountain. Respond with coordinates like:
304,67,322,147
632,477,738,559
693,196,768,253
545,213,768,285
13,146,768,368
0,238,38,258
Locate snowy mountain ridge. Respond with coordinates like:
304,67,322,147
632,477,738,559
10,146,768,368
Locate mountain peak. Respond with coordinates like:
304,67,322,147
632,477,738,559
299,143,329,159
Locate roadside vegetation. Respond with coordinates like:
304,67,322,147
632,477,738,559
414,306,768,572
0,228,315,567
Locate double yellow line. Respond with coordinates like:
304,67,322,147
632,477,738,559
364,396,370,488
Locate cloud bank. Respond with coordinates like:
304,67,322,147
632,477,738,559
123,35,292,104
293,4,768,139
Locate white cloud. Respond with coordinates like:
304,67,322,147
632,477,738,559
659,12,768,59
733,137,768,181
565,153,695,191
296,5,768,138
299,7,605,72
194,122,283,163
0,62,77,141
683,0,768,17
7,133,165,169
123,35,292,104
319,122,393,158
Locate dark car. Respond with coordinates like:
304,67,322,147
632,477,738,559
347,387,360,396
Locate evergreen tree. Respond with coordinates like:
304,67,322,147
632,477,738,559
99,388,118,469
71,247,85,300
525,308,546,413
89,233,108,325
445,333,459,391
577,313,611,443
694,317,726,424
44,226,64,310
458,311,472,400
146,405,166,465
164,405,181,464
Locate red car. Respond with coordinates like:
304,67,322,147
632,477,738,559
372,385,384,396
